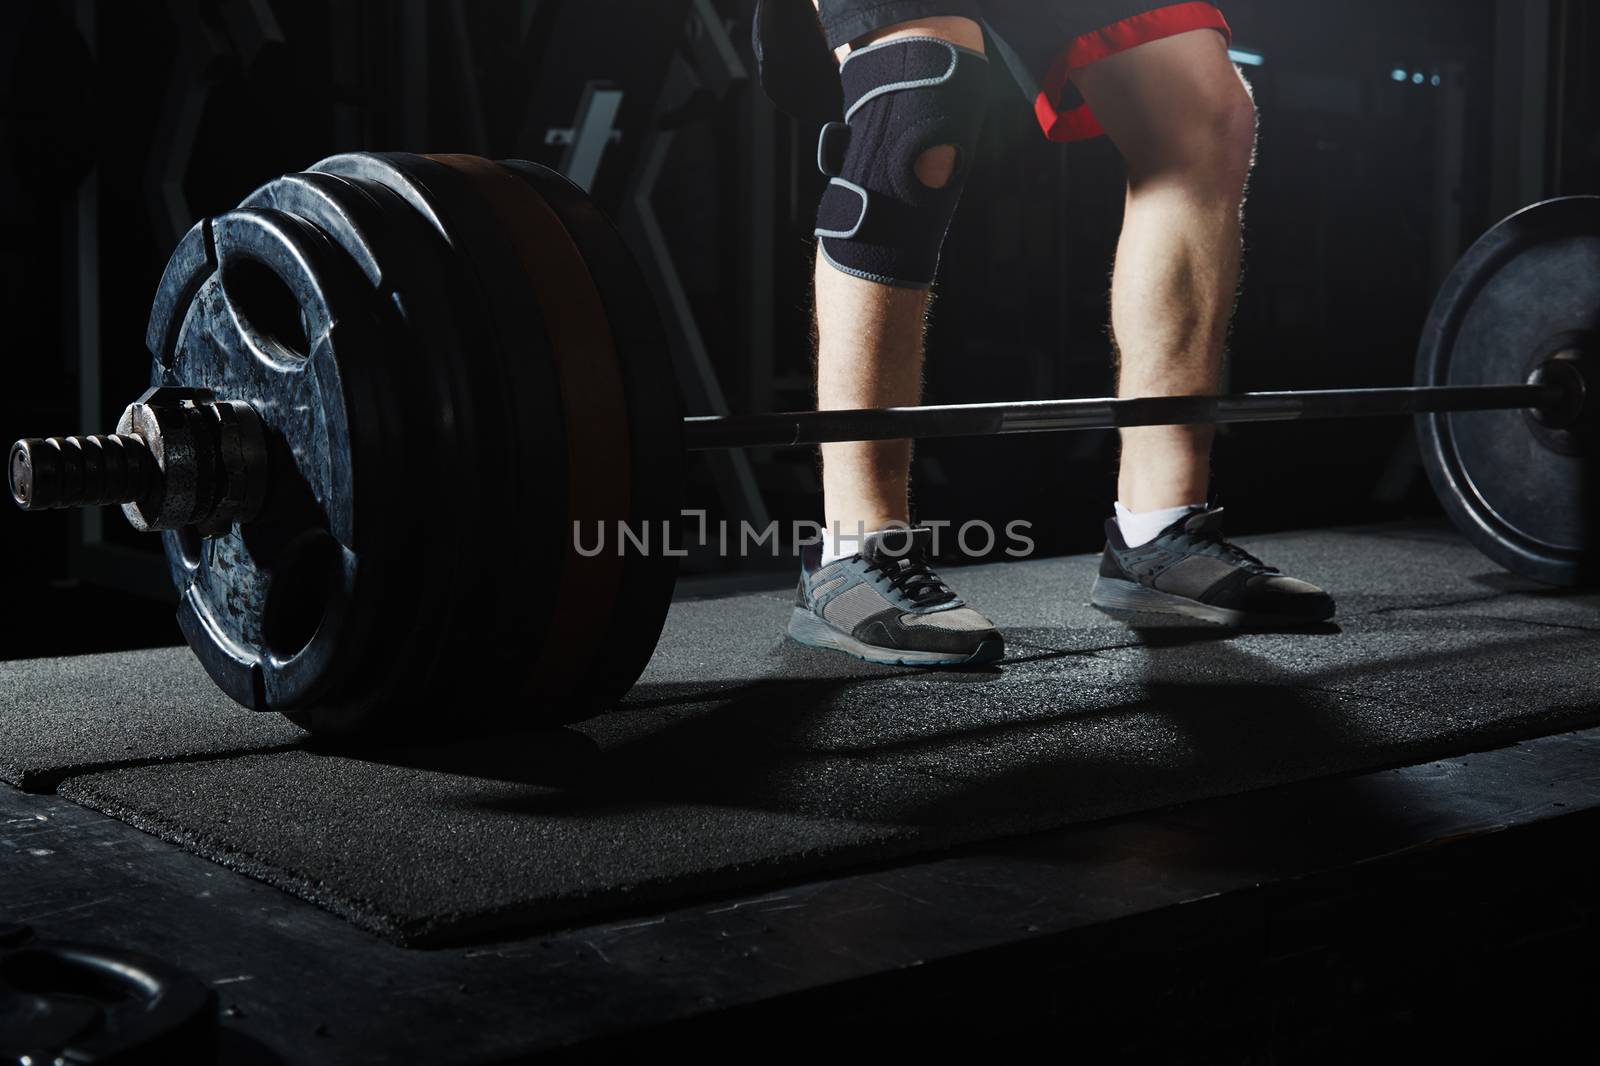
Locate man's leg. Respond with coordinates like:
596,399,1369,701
814,254,926,549
1069,28,1256,516
1075,29,1333,625
787,10,1003,667
815,14,985,555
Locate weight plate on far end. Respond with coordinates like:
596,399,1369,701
1416,196,1600,586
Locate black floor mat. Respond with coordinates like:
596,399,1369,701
13,525,1600,945
0,647,304,791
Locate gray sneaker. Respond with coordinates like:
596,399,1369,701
788,527,1005,666
1090,506,1335,626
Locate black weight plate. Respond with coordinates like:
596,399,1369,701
0,939,217,1063
429,154,634,714
1416,196,1600,586
146,207,399,711
240,170,484,733
313,153,578,725
498,160,685,713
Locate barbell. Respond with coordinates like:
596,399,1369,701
7,153,1597,735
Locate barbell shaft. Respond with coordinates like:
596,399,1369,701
683,382,1562,451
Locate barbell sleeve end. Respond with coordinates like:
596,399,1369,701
8,434,158,512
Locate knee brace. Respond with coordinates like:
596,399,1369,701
815,37,988,289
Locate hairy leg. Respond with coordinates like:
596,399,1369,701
813,13,985,549
1070,29,1257,511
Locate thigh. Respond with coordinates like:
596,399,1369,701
981,1,1233,142
1069,28,1248,169
816,0,984,52
754,0,985,126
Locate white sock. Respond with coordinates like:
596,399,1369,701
821,525,876,565
1115,500,1205,548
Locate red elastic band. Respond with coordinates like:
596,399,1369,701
1034,2,1234,143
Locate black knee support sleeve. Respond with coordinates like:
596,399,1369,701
815,37,988,289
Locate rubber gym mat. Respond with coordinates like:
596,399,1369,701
23,525,1600,945
1,647,305,792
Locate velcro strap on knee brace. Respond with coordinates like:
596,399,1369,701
814,37,988,288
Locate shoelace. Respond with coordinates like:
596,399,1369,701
1172,518,1276,574
864,552,958,607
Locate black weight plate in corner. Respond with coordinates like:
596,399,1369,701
0,940,217,1062
312,153,579,725
238,170,482,734
145,207,398,713
1415,196,1600,587
498,160,685,712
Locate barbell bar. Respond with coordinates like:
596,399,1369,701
14,381,1570,512
4,154,1596,738
682,381,1572,450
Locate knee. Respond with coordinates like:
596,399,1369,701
1187,76,1257,201
914,144,960,189
813,32,989,287
1132,73,1257,202
1213,77,1258,191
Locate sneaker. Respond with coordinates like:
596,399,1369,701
788,527,1005,666
1090,507,1335,626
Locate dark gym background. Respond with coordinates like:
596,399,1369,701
3,0,1595,660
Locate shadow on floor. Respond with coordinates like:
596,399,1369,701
294,616,1600,840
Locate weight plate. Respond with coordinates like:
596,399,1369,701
498,160,685,712
313,153,579,725
148,153,680,732
428,154,635,714
146,206,398,711
1416,195,1600,586
1,936,217,1063
240,169,484,732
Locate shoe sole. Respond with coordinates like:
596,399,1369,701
787,608,1005,667
1089,576,1334,628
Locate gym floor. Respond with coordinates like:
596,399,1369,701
5,521,1599,1061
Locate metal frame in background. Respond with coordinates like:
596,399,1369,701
65,0,174,601
1491,0,1554,219
616,0,771,529
1374,1,1553,507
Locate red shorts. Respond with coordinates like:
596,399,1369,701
809,0,1232,142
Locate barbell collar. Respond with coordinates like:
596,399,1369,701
682,382,1564,451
